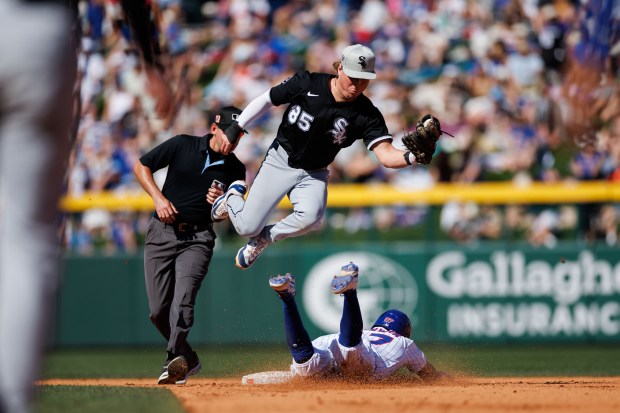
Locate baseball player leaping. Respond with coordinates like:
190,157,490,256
268,262,448,381
211,44,444,269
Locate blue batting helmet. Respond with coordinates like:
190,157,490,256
372,309,412,338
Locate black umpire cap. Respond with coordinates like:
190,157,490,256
214,106,249,134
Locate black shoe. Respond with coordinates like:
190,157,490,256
176,351,202,384
157,355,188,385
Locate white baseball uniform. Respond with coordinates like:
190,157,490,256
290,327,427,380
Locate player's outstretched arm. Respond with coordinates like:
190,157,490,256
416,362,451,382
221,91,274,155
371,140,414,169
374,114,450,167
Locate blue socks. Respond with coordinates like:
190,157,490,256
338,290,363,347
280,294,314,363
280,288,362,363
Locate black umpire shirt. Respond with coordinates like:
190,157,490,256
270,71,392,170
139,134,246,225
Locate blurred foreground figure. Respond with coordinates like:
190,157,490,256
120,0,174,122
0,1,76,412
562,0,620,144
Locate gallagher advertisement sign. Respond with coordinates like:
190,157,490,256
428,250,620,341
303,248,619,343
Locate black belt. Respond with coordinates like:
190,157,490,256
154,216,212,232
171,222,212,232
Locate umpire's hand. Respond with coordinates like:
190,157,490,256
154,195,178,224
206,187,225,205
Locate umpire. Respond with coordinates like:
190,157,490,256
133,106,246,384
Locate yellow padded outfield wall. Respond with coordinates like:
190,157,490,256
60,182,620,212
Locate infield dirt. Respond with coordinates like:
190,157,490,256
41,376,620,413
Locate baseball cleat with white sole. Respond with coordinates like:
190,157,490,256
211,180,247,222
211,195,228,222
175,351,201,385
157,355,188,385
269,273,296,298
235,229,269,269
330,261,359,294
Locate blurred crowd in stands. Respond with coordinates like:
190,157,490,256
64,0,620,254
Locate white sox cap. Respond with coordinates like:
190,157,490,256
341,44,376,80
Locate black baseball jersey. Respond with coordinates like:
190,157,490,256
269,71,392,169
139,134,246,224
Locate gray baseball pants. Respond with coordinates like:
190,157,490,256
0,2,74,413
227,143,329,242
143,219,215,356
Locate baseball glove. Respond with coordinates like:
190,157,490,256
402,114,443,165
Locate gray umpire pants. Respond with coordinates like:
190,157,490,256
227,142,329,242
144,218,215,356
0,2,74,413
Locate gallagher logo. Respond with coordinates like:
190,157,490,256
302,252,418,334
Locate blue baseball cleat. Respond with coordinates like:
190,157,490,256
211,180,247,222
235,228,269,269
330,261,359,294
269,273,296,298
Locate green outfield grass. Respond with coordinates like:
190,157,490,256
42,344,291,379
37,343,620,413
42,343,620,379
430,343,620,376
35,386,184,413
